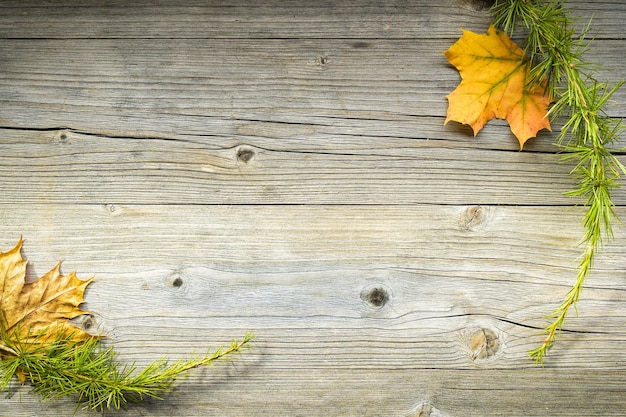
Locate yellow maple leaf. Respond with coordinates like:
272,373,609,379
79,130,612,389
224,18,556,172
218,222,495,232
0,237,94,354
444,25,552,149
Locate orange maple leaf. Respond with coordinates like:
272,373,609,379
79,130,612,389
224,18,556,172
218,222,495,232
0,237,94,354
444,25,552,149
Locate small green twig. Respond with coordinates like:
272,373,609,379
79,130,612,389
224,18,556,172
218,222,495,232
491,0,624,362
1,326,253,411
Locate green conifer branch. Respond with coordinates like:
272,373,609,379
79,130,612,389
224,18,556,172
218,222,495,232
0,323,253,411
490,0,625,362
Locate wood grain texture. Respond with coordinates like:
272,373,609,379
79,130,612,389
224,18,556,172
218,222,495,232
0,0,624,40
0,127,594,205
1,204,626,416
1,37,625,134
1,1,626,416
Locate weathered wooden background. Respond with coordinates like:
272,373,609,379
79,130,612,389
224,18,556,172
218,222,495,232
1,1,626,416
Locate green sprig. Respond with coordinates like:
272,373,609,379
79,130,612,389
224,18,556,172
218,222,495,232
1,324,253,411
491,0,625,362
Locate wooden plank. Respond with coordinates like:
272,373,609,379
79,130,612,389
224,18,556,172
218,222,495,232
0,127,599,205
0,0,623,41
5,369,626,416
0,1,498,40
5,368,626,416
1,36,625,129
1,203,625,416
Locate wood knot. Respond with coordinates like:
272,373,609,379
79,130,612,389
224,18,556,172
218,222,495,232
236,147,255,163
463,327,500,361
82,315,95,330
460,205,488,231
55,130,70,144
360,284,391,309
103,203,117,213
74,314,99,334
102,203,131,217
102,203,126,217
459,0,495,11
407,401,449,417
167,272,187,291
349,41,373,49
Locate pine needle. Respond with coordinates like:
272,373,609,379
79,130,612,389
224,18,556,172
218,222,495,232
491,0,624,363
0,323,253,411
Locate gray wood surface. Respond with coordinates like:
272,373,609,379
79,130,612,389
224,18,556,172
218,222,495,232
1,1,625,416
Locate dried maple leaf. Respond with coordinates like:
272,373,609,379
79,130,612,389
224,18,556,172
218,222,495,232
444,25,553,149
0,237,94,354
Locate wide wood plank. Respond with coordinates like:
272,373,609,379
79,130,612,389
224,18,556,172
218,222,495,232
1,37,625,137
1,203,625,416
1,203,624,354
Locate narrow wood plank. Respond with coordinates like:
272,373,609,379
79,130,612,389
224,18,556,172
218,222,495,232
1,127,602,205
6,367,626,417
5,369,626,417
1,203,625,416
0,1,497,40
